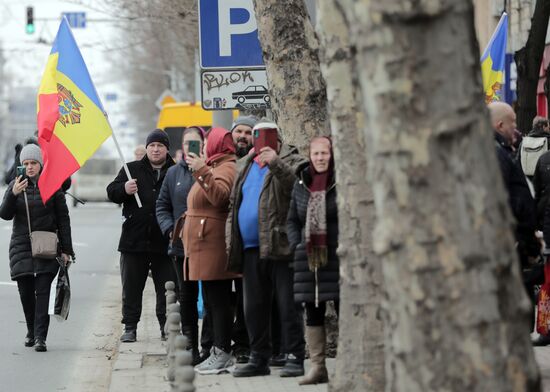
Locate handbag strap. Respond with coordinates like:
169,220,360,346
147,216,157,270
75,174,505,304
23,190,32,237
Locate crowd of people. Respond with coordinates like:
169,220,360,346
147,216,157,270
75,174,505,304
5,101,548,384
489,102,550,346
103,116,340,384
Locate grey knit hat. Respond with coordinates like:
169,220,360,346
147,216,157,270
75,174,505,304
231,116,257,132
20,144,43,167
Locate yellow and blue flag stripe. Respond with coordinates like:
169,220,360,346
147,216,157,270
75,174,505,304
37,17,112,203
481,13,508,104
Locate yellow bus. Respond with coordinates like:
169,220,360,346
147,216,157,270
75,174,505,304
156,102,238,155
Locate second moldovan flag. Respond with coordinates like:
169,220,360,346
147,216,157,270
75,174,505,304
37,17,112,203
480,12,508,104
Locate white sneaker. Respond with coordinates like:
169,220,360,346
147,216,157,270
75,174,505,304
194,346,234,375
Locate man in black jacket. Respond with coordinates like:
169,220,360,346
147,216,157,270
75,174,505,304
107,129,176,343
489,103,543,343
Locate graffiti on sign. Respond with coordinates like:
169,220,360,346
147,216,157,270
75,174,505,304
203,71,255,92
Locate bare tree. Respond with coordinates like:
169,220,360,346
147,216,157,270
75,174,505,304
316,1,385,391
515,0,550,134
83,0,199,140
340,0,541,390
252,0,329,151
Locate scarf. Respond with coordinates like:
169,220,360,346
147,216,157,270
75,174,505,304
305,137,333,272
205,127,236,165
247,147,266,168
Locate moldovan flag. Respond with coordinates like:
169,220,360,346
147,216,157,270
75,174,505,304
480,12,508,104
37,17,112,203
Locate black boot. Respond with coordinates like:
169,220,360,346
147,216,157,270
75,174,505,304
34,338,47,352
269,353,287,367
182,325,200,366
121,325,137,343
279,354,304,377
233,354,270,377
25,332,34,347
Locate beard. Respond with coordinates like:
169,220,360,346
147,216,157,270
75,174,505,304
235,138,252,158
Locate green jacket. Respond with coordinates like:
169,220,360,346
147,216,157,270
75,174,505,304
226,143,306,272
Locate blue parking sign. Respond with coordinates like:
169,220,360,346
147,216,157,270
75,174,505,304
199,0,264,69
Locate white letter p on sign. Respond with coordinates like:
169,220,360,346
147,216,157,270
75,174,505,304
218,0,257,57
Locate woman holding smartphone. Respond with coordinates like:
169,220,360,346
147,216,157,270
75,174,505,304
0,144,73,352
182,127,240,375
156,126,209,365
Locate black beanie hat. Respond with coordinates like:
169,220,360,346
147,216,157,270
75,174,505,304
146,129,170,149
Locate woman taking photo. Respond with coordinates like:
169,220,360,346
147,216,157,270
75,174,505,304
0,144,73,352
156,126,211,365
182,127,239,375
287,136,339,385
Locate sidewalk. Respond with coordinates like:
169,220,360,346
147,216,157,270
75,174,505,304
108,279,550,392
108,278,331,392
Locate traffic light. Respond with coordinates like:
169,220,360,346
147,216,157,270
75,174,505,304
26,6,34,34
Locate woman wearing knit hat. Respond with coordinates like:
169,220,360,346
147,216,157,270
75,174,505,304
0,144,74,352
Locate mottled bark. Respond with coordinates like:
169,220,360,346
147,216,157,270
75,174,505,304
514,0,550,134
346,0,541,391
252,0,329,151
317,1,385,391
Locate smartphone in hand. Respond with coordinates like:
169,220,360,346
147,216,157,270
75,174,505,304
188,140,201,156
254,127,278,152
16,166,27,180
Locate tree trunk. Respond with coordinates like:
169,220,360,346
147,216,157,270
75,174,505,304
252,0,329,151
544,62,550,116
316,1,385,391
345,1,541,391
514,0,550,134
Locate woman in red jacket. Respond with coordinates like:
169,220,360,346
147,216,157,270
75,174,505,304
183,127,240,375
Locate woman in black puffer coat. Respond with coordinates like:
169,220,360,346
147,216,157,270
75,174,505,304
287,136,338,385
0,144,73,352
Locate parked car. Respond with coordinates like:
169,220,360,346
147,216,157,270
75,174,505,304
232,85,270,104
71,158,119,207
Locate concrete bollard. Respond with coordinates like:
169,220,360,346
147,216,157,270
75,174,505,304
165,294,178,335
165,302,180,352
167,311,182,382
172,335,195,392
165,281,177,336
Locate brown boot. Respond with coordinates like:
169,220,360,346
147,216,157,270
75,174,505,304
299,326,328,385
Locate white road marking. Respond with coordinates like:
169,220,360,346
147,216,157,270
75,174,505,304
2,226,10,230
0,282,16,286
73,242,89,247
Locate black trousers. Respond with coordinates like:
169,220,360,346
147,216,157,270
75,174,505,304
305,301,340,326
17,273,56,340
172,256,213,351
202,279,233,352
231,278,249,351
120,252,177,328
242,248,305,360
272,296,282,355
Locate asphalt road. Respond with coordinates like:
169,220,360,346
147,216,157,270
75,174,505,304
0,197,123,391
